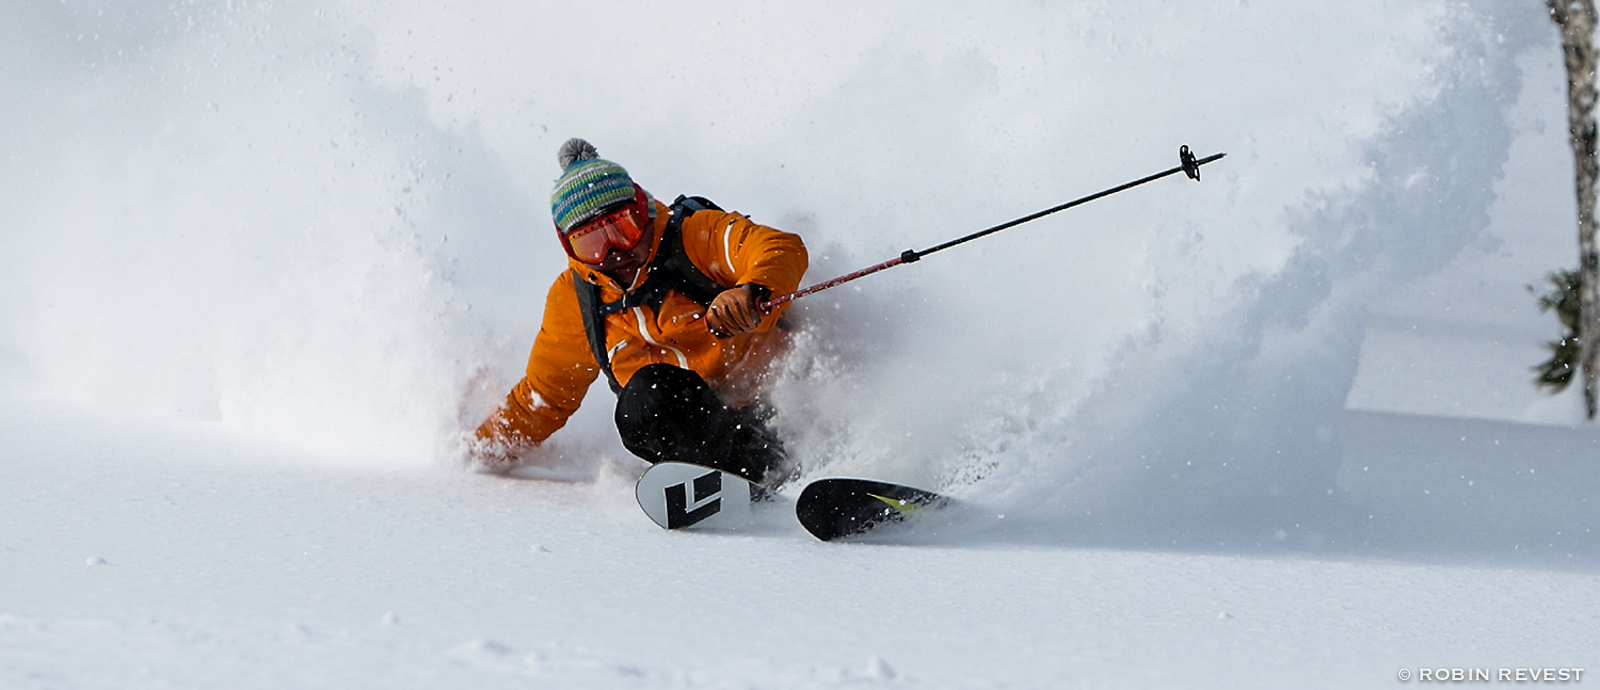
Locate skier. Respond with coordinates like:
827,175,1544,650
466,138,808,487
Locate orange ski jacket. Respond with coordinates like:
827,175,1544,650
475,199,808,450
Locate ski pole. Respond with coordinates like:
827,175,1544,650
759,145,1225,313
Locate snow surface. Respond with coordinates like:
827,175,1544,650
2,0,1597,687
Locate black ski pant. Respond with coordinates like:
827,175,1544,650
614,363,787,486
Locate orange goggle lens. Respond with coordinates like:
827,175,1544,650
563,205,646,264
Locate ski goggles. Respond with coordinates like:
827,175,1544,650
560,197,649,265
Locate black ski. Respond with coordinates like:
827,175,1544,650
795,477,950,541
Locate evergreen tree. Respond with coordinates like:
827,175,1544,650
1531,269,1582,392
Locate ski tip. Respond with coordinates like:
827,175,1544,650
795,477,950,542
635,462,758,531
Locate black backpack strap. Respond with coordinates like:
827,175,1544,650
660,195,729,306
572,269,622,394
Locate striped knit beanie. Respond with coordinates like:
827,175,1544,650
550,138,637,233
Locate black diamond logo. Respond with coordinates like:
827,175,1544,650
664,471,722,529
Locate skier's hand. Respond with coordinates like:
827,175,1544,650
460,432,536,475
706,285,766,339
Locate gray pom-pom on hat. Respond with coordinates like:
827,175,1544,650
550,138,638,232
557,138,600,171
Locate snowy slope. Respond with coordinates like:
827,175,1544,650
2,403,1595,689
2,0,1598,687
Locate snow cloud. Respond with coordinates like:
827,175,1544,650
0,0,1554,523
